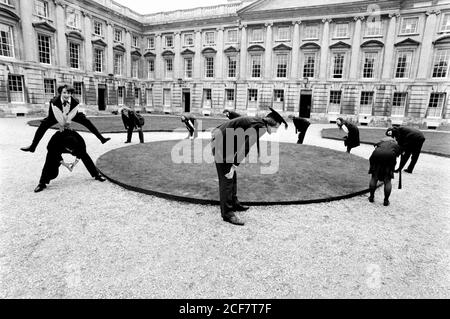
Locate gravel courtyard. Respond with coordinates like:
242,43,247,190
0,117,449,298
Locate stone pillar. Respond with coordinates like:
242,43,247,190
264,22,273,79
239,24,247,79
106,22,114,74
349,16,364,79
125,30,131,78
55,2,67,67
216,27,224,79
155,33,162,80
174,31,181,79
194,29,202,79
382,12,399,79
83,12,93,72
291,21,301,79
417,10,440,79
319,18,332,80
19,0,34,62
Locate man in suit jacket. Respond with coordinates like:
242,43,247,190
21,84,110,152
211,108,288,226
288,115,310,144
33,129,106,192
223,109,241,120
386,126,425,174
120,106,144,143
181,113,198,139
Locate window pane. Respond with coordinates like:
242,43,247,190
69,42,80,68
251,55,261,78
363,52,377,78
303,53,315,78
205,57,214,78
276,54,288,78
359,91,374,115
432,49,450,78
227,56,236,78
391,92,407,116
395,51,412,78
0,23,13,57
329,90,341,113
38,34,51,64
8,75,24,102
401,17,418,34
333,53,344,78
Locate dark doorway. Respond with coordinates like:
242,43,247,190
182,89,191,112
98,85,106,111
299,90,312,118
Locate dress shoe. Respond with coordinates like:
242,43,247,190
383,199,390,206
124,141,131,143
95,175,106,182
368,196,374,203
223,215,245,226
234,204,249,212
34,184,46,192
21,145,35,153
403,169,413,174
101,137,111,144
394,169,400,173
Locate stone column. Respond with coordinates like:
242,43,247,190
264,22,273,79
19,0,34,62
155,33,162,80
174,31,181,79
239,24,247,79
417,10,440,79
106,22,114,74
349,16,364,79
216,27,224,79
319,18,332,80
290,20,301,79
83,12,93,72
194,29,202,79
125,30,131,78
382,12,399,79
55,2,67,67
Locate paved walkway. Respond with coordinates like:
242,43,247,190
0,117,449,298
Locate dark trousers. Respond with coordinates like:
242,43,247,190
39,150,99,185
215,162,240,219
399,139,425,172
30,114,105,150
297,131,306,144
126,126,144,143
186,122,198,138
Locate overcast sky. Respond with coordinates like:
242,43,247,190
113,0,232,14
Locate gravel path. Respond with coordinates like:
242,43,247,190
0,117,449,298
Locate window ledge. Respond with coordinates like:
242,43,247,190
363,35,383,38
398,33,420,37
302,38,319,41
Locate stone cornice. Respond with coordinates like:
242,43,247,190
426,9,441,16
322,18,332,24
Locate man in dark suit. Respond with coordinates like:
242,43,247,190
21,84,110,152
223,109,241,120
181,113,198,139
288,115,310,144
120,107,144,143
211,108,288,226
34,125,106,192
386,126,426,174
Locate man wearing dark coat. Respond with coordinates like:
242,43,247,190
211,108,288,226
33,126,106,193
386,126,426,174
121,107,144,143
181,113,198,139
336,117,360,153
223,109,241,120
21,84,110,152
289,115,310,144
368,136,402,206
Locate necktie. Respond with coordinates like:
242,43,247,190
63,101,70,117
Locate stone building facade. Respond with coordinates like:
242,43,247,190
0,0,449,127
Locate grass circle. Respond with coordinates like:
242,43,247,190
97,139,372,205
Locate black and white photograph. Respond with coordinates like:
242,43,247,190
0,0,449,306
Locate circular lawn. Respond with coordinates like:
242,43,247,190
96,139,372,205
